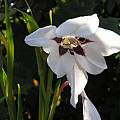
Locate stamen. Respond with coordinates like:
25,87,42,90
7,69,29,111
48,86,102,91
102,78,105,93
62,38,71,45
61,37,80,49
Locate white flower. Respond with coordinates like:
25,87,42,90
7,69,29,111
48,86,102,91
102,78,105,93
25,14,120,120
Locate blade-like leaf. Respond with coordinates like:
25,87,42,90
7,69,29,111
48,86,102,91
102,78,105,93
4,0,16,120
5,0,14,85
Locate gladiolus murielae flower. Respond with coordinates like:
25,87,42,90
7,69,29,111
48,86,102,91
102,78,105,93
25,14,120,120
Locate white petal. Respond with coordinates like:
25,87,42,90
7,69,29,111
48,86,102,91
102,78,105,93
25,38,56,48
75,14,99,38
25,25,57,47
66,64,88,108
74,53,105,75
56,14,99,37
81,91,101,120
25,25,57,40
47,45,75,78
83,45,107,69
86,27,120,56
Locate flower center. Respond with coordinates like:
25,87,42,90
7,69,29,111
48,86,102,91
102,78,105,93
53,36,93,56
61,36,80,49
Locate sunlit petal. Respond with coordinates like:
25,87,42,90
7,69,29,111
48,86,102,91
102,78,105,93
25,25,57,47
56,14,99,37
75,14,99,38
66,64,88,108
25,25,56,40
25,25,57,53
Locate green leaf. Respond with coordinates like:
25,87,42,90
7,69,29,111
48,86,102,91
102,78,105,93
4,0,14,86
17,84,23,120
4,0,16,120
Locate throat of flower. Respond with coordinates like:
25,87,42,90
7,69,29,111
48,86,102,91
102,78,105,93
53,36,92,56
61,37,80,49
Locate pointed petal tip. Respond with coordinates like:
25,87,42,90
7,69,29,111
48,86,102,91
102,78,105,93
24,36,32,46
70,99,77,108
82,91,101,120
